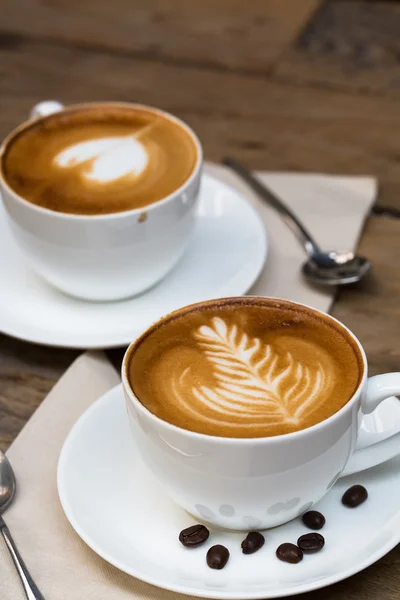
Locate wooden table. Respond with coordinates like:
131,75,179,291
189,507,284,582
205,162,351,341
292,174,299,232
0,0,399,597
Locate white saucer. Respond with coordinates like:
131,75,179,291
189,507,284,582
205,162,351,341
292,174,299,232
58,385,400,599
0,174,267,348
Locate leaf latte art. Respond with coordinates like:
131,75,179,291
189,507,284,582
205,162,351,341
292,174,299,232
171,318,330,431
128,298,363,437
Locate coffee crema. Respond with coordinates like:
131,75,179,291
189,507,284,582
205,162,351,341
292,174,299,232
127,298,363,438
1,105,198,215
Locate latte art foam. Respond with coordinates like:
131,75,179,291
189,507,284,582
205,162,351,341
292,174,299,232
128,299,363,438
54,135,149,182
1,105,198,215
177,317,331,430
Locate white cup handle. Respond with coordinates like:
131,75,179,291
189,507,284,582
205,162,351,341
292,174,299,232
341,373,400,476
30,101,64,120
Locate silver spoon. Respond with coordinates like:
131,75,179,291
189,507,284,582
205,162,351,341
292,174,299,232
223,157,371,286
0,451,45,599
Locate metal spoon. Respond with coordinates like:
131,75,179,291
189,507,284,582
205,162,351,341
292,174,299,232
223,157,371,286
0,451,45,599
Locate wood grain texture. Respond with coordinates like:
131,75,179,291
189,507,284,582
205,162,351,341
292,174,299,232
332,216,400,375
0,0,321,72
274,1,400,96
0,336,78,451
2,37,400,206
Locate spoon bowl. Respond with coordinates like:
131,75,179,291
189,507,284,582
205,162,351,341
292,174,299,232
0,451,16,513
302,252,371,286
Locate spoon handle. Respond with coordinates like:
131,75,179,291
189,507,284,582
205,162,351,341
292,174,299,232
222,157,320,257
0,515,45,600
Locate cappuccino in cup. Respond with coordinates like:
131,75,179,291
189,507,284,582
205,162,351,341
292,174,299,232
2,105,198,215
123,297,400,530
0,102,202,301
127,297,363,438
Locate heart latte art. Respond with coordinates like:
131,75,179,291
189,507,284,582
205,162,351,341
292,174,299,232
128,299,363,438
54,134,149,184
1,105,198,215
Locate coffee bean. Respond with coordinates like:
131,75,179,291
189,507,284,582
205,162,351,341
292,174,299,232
297,533,325,554
276,543,303,564
302,510,326,530
179,524,210,547
342,485,368,508
206,545,230,569
241,531,265,554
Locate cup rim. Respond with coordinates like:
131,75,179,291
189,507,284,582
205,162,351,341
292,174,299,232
0,101,203,221
122,295,368,445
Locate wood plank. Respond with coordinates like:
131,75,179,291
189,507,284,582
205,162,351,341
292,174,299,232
332,216,400,376
0,335,78,451
0,0,321,73
2,37,400,207
274,1,400,97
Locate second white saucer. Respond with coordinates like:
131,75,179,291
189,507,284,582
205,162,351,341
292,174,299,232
58,385,400,599
0,173,267,348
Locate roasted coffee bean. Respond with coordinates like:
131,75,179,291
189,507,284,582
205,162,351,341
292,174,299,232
342,485,368,508
241,531,265,554
276,543,303,564
297,533,325,554
302,510,326,530
206,545,230,569
179,524,210,547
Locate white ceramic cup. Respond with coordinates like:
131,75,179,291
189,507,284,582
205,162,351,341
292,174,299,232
122,297,400,531
0,101,202,301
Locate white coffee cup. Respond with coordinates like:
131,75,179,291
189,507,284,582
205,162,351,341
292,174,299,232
122,297,400,531
0,101,202,301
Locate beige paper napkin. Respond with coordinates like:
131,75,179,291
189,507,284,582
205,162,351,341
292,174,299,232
206,163,377,312
1,353,181,600
1,168,377,599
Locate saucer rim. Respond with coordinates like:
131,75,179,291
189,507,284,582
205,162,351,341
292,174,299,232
57,384,400,600
0,172,267,349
